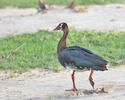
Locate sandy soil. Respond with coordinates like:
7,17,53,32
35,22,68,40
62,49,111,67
0,4,125,37
0,65,125,100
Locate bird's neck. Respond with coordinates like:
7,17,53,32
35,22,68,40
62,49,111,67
57,28,69,53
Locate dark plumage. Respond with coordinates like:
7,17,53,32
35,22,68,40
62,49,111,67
59,46,108,71
54,22,108,91
38,0,48,13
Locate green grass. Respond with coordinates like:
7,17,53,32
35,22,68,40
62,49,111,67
0,30,125,73
0,0,125,8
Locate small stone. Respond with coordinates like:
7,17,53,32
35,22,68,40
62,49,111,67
95,85,113,94
65,90,84,97
96,88,102,93
103,87,113,93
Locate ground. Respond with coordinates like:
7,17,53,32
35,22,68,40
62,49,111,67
0,4,125,100
0,65,125,100
0,4,125,37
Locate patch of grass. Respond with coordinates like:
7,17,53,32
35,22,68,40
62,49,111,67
0,30,125,73
0,0,125,8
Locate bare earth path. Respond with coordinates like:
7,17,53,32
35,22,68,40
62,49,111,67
0,4,125,37
0,65,125,100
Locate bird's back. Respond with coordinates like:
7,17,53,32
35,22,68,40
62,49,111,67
39,0,47,10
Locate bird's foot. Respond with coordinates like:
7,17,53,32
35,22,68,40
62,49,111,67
89,78,95,89
65,88,78,91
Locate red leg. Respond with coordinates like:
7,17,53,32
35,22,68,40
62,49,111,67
72,70,77,91
89,70,95,89
66,70,78,91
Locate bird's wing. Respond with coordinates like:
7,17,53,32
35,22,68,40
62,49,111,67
71,46,108,63
59,46,108,70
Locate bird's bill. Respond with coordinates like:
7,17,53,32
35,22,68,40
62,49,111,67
54,24,61,30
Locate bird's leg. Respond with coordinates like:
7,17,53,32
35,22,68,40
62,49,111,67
72,70,78,91
66,70,78,91
89,70,95,89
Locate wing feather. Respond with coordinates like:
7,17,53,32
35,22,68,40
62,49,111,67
59,46,108,70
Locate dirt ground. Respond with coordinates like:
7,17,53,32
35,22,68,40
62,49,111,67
0,65,125,100
0,4,125,100
0,4,125,37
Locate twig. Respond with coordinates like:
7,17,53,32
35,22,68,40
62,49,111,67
7,43,25,59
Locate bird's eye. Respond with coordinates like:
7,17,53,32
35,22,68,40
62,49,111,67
60,24,63,28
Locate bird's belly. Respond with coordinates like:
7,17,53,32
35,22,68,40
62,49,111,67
65,65,89,72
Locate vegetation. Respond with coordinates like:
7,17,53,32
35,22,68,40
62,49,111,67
0,0,125,8
0,30,125,73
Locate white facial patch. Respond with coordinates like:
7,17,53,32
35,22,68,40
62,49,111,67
60,23,63,30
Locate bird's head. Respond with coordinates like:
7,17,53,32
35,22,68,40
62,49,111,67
54,22,68,31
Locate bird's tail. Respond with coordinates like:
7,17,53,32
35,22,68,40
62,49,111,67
91,65,108,71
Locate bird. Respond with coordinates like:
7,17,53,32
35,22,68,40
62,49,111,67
68,0,77,9
37,0,48,13
74,7,88,13
54,22,108,91
68,0,88,13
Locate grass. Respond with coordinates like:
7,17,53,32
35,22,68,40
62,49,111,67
0,30,125,73
0,0,125,8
